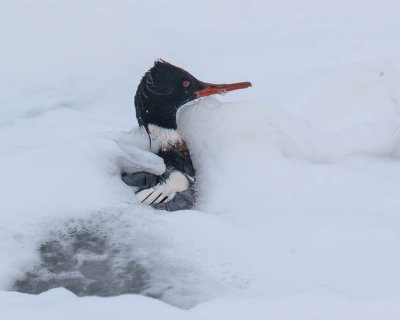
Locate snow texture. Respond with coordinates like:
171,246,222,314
2,0,400,318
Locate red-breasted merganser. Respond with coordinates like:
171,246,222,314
122,60,251,211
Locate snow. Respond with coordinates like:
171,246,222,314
2,289,400,320
2,0,400,318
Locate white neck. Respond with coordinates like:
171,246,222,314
144,124,184,151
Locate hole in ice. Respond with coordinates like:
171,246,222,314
13,227,151,297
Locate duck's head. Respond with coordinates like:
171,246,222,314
135,60,251,130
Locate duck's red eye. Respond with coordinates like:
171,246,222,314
182,80,190,88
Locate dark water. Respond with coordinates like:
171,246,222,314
13,226,152,298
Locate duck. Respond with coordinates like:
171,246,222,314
122,60,251,211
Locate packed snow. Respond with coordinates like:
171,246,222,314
2,0,400,318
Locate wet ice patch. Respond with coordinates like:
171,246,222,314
13,219,150,298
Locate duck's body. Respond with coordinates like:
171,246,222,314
122,60,251,211
122,126,196,211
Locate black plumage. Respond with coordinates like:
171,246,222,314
134,60,206,130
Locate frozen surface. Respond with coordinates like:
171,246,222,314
2,0,400,318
